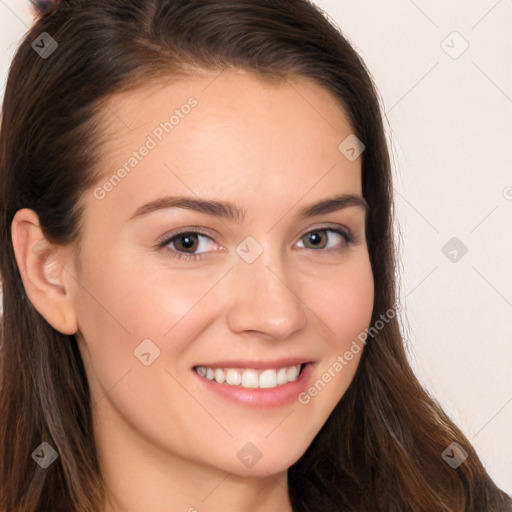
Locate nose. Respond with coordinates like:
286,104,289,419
225,247,308,340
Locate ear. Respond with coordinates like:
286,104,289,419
11,208,78,335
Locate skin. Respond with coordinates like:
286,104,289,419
12,69,374,512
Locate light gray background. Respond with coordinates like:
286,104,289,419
1,0,511,494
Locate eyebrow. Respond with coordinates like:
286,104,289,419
128,193,369,222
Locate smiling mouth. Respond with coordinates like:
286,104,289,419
193,363,307,389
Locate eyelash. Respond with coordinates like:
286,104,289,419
156,227,354,262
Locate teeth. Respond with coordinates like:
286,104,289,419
195,364,303,389
225,368,241,386
276,367,288,385
259,369,277,388
286,365,299,381
241,369,259,388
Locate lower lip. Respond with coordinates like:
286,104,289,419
193,363,315,409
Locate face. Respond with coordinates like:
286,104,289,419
70,69,374,477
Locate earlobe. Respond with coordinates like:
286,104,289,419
11,208,78,335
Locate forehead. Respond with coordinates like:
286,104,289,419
99,69,351,128
89,70,362,216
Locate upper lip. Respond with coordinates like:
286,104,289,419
193,358,313,369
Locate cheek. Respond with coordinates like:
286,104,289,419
73,256,219,448
313,254,375,350
299,254,373,403
74,241,214,340
286,257,373,441
73,250,229,392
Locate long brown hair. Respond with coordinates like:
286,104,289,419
0,1,510,511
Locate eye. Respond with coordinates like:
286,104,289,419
156,226,353,262
297,228,352,251
157,231,217,261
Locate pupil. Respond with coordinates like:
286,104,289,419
310,232,322,246
180,234,196,250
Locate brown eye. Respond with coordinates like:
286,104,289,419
169,233,199,253
303,231,328,249
156,230,219,262
298,228,351,251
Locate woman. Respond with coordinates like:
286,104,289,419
0,0,510,510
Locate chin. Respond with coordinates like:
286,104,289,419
220,448,304,479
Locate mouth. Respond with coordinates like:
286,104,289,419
192,360,315,408
193,362,308,389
